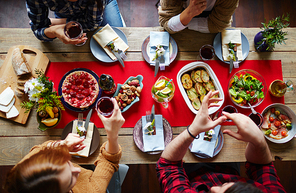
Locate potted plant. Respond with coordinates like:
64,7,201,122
21,69,64,131
254,14,290,52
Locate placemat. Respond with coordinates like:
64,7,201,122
45,60,284,128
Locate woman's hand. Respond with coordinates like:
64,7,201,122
62,133,86,152
188,90,226,136
44,24,87,45
180,0,207,26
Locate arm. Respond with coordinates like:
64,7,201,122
222,112,272,164
161,90,226,161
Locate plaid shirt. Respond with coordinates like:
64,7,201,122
156,157,286,193
26,0,104,41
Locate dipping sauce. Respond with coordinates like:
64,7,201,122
249,113,263,127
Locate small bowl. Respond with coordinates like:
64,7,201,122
37,108,62,131
228,69,267,109
261,103,296,144
113,75,144,112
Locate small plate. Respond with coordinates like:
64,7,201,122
141,35,178,65
90,27,128,63
213,30,250,65
113,75,144,113
133,117,173,154
61,120,100,156
261,103,296,144
191,129,224,159
58,68,102,112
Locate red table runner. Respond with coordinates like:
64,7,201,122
45,60,284,128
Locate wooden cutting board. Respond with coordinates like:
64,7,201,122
0,45,50,124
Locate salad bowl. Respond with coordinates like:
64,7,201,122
228,69,267,109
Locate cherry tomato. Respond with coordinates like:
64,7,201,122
272,130,278,135
246,90,250,94
281,130,287,136
269,117,274,122
250,91,255,96
274,121,281,127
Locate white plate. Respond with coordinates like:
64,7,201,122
261,103,296,144
176,61,224,115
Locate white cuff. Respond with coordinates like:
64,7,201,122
187,17,210,33
168,14,187,32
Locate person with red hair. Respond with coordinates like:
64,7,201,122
4,98,124,193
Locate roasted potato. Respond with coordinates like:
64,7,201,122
201,70,210,82
195,82,207,95
186,88,199,101
181,74,193,89
193,70,203,83
192,98,201,110
204,80,215,91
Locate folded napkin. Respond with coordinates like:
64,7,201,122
93,24,129,60
70,120,94,157
149,31,170,69
142,114,165,152
221,30,243,61
189,125,221,158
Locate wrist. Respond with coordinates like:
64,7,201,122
180,9,194,26
187,125,200,139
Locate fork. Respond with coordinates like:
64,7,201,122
118,49,127,60
159,54,165,65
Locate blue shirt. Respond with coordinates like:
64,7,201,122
26,0,104,41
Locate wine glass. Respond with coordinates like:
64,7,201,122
95,96,114,117
64,21,86,46
151,76,175,108
199,44,215,61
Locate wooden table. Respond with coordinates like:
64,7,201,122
0,27,296,166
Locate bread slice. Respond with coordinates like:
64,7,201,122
12,48,32,76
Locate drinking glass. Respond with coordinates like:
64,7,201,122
95,96,114,117
249,112,263,128
269,79,294,97
222,105,238,122
151,76,175,108
199,44,215,61
64,21,86,46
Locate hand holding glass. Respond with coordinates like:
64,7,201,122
64,21,86,46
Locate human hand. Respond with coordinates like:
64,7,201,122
188,91,226,136
222,112,265,146
187,0,207,18
97,98,125,140
63,133,86,152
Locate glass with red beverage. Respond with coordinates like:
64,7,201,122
64,21,86,46
199,44,215,61
96,96,114,117
222,105,238,122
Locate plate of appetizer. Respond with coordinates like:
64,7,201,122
90,27,128,63
261,103,296,144
213,30,249,65
133,117,173,154
58,68,101,112
176,61,224,115
141,35,178,65
228,69,266,109
113,75,143,112
61,119,100,156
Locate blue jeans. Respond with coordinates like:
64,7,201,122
101,0,123,27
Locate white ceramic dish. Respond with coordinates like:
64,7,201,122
176,61,224,115
261,103,296,144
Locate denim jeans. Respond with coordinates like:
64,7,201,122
101,0,123,27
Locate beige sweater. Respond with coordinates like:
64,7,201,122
14,141,122,193
158,0,239,34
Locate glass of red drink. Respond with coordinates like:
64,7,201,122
96,96,114,117
64,21,86,46
248,113,263,128
199,44,215,61
222,105,238,122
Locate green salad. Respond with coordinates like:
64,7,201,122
229,73,265,106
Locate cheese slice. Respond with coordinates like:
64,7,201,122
0,87,14,106
6,105,19,119
0,97,15,113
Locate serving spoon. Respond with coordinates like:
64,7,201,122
248,103,257,114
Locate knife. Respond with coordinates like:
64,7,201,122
229,58,234,74
84,109,93,133
154,57,159,77
151,104,155,122
107,41,125,67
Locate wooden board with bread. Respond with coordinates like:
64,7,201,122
0,45,50,124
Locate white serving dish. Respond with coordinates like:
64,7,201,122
176,61,224,115
261,103,296,144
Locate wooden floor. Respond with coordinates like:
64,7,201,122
0,0,296,193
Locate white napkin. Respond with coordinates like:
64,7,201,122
221,30,243,61
142,115,165,152
93,24,129,60
189,125,221,158
70,120,94,157
149,31,170,69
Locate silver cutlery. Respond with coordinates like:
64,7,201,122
107,41,125,67
154,57,160,77
118,49,127,60
159,54,165,65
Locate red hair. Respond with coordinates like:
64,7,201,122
4,143,71,193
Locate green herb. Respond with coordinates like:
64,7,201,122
264,129,271,135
